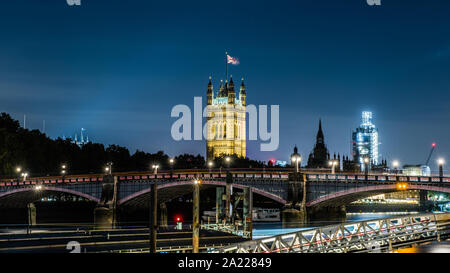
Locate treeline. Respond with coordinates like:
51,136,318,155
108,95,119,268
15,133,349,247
0,113,267,178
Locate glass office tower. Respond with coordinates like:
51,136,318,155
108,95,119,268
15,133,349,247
352,111,379,170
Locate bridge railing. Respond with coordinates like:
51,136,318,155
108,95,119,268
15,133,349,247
201,223,252,239
210,212,450,253
1,172,449,188
306,174,450,183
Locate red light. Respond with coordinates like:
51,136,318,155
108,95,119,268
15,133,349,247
432,143,436,147
270,158,275,163
175,215,182,222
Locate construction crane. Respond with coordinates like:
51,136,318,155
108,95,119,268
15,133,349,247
425,142,436,166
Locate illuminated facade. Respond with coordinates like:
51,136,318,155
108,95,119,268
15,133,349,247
206,75,246,160
352,111,379,170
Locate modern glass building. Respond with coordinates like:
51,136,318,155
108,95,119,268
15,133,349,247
352,111,379,170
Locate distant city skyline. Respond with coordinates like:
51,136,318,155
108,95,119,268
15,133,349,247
0,0,449,172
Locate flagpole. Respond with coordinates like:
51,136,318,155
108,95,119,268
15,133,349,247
225,51,228,81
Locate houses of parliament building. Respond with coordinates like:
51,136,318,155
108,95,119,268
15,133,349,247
205,75,246,161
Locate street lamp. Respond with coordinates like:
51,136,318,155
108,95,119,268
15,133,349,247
392,160,399,175
105,162,113,175
225,157,231,169
364,157,370,176
16,167,22,182
169,158,174,177
152,164,159,174
21,172,28,182
328,160,338,174
208,161,213,173
291,155,301,173
61,164,67,178
438,158,445,178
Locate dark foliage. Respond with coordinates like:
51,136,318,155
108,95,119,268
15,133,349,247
0,113,271,178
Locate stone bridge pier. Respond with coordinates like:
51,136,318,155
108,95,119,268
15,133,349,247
94,175,118,228
282,173,346,227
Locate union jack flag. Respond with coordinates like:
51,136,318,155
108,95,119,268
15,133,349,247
227,55,239,65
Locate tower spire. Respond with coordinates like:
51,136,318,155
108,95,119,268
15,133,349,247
239,77,246,106
207,76,213,105
316,119,324,145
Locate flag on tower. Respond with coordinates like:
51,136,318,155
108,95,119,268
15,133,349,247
227,54,239,65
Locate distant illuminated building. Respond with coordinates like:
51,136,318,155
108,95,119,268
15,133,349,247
307,120,331,168
403,165,431,177
352,111,379,170
63,128,90,147
206,75,246,160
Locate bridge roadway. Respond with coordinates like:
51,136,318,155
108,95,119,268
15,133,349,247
1,169,449,206
0,227,246,253
0,169,449,226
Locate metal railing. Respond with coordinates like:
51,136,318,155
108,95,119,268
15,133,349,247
211,212,450,253
201,223,251,239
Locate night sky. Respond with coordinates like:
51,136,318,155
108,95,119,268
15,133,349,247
0,0,449,172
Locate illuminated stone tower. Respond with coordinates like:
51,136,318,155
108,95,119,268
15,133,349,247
206,75,246,160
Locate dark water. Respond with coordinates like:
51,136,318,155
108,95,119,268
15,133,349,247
251,212,420,239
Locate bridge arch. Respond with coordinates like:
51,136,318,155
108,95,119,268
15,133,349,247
0,186,100,207
306,184,450,207
118,180,286,206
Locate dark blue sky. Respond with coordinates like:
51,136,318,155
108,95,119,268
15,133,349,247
1,0,449,171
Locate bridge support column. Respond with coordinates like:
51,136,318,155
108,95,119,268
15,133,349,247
216,187,224,224
160,202,168,229
150,183,158,253
243,187,253,238
94,175,118,228
282,172,307,227
419,190,430,212
225,171,233,224
27,203,36,227
192,181,200,253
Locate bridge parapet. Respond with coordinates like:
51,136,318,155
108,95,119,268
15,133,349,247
306,174,450,183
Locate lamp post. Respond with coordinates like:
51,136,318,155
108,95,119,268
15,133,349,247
61,164,67,179
208,161,213,174
16,167,22,182
21,172,28,182
328,160,338,174
438,158,445,179
169,158,174,177
225,157,231,170
192,179,201,253
392,160,399,175
105,162,113,175
152,164,159,175
364,157,370,176
291,155,301,173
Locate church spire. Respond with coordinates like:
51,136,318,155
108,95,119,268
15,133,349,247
316,119,324,145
